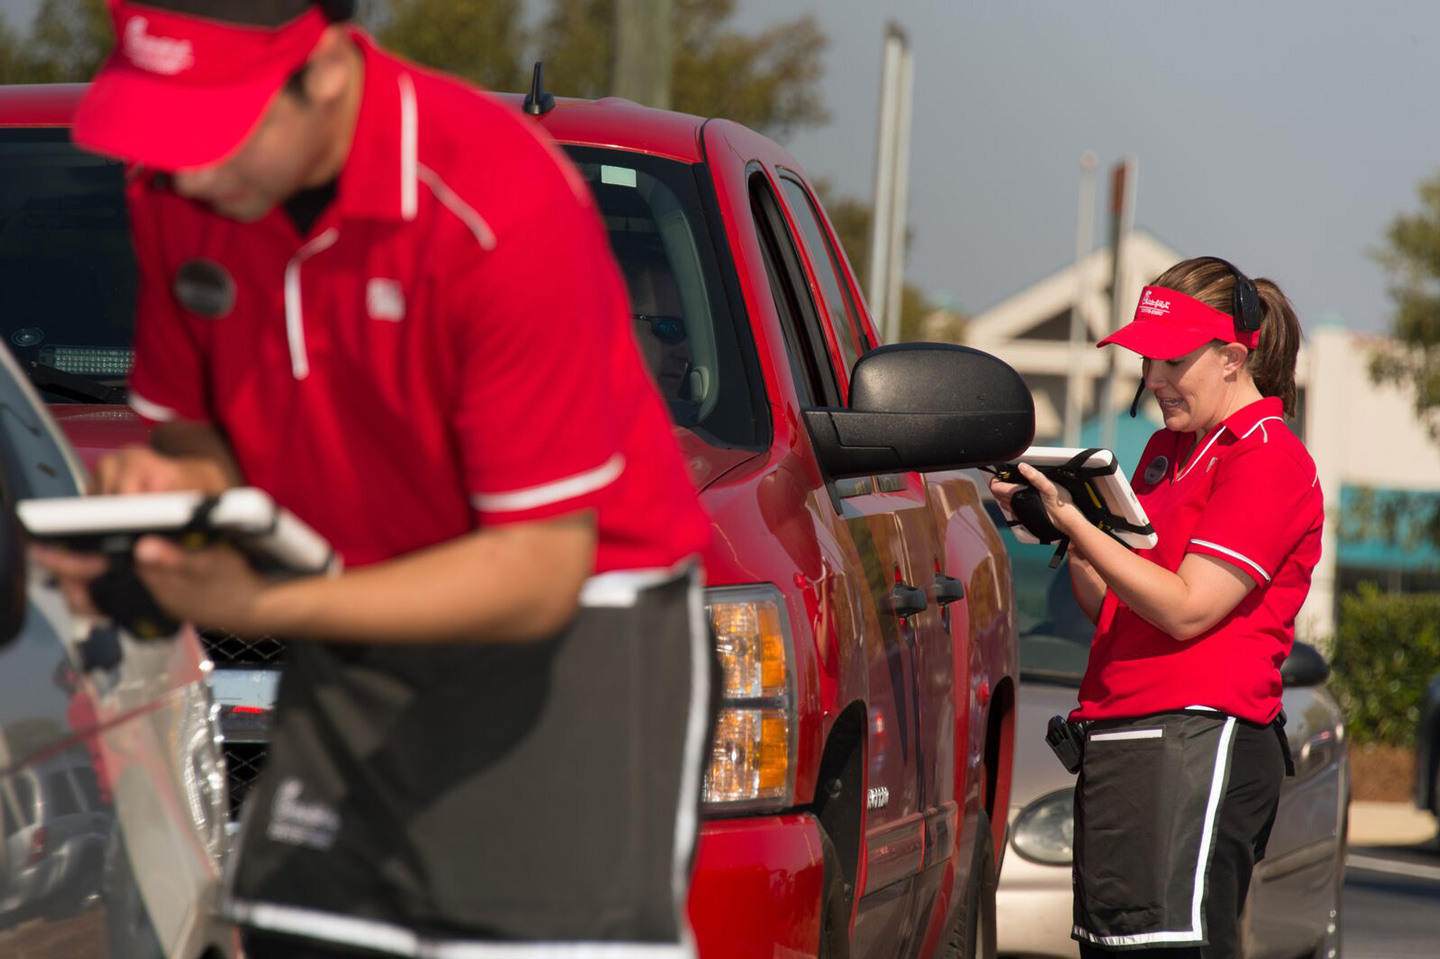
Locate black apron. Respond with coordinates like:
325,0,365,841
224,564,708,956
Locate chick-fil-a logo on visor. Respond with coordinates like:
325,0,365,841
1138,289,1172,317
123,16,195,75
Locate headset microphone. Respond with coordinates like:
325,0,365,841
1129,379,1147,419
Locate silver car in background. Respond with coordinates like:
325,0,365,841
0,344,234,958
992,512,1348,959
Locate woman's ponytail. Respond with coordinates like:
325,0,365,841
1249,279,1301,418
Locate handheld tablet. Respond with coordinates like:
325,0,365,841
17,487,340,577
994,446,1157,550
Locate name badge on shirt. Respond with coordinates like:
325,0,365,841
1143,455,1169,486
173,258,236,319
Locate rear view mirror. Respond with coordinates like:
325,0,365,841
0,502,26,646
803,343,1035,479
1280,641,1330,689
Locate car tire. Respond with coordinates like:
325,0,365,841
817,828,851,959
943,808,998,959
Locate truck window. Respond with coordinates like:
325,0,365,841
778,175,869,377
749,173,841,408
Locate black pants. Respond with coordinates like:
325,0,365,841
1075,714,1285,956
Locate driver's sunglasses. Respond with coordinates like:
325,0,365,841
634,313,687,345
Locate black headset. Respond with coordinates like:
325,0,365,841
1203,256,1264,337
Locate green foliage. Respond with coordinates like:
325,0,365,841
537,0,829,139
1327,583,1440,746
1374,171,1440,442
377,0,527,93
0,0,111,84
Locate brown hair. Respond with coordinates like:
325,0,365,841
1149,256,1303,417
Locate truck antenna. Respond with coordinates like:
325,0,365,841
522,62,556,116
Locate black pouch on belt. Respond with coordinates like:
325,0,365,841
1046,715,1085,773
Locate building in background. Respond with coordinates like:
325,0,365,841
967,233,1440,643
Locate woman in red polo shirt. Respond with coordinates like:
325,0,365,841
992,257,1323,958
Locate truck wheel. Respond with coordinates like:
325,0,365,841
944,809,997,959
817,828,850,959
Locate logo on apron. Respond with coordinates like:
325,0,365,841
173,258,236,319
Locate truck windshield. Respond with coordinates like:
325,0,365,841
0,132,764,446
0,129,135,405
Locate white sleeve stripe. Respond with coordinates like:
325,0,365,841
1189,539,1271,582
128,390,180,423
470,454,624,514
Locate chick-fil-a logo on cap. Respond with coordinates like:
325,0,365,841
123,16,195,76
1138,289,1172,317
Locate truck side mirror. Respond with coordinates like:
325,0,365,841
802,343,1035,479
1280,640,1330,689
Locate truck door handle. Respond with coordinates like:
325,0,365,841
888,584,928,617
935,575,965,605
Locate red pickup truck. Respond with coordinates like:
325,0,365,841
0,82,1033,958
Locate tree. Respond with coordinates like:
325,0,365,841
0,0,110,84
1373,170,1440,442
377,0,527,93
0,20,25,84
537,0,829,140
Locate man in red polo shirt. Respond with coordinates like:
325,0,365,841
47,1,714,955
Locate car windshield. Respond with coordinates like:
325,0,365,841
0,129,135,405
0,133,765,447
986,502,1094,685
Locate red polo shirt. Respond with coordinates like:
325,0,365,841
1072,397,1324,725
124,33,710,572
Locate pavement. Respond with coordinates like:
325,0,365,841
1349,800,1439,847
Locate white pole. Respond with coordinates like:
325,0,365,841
1064,151,1098,446
867,26,903,339
1100,156,1138,455
884,40,914,345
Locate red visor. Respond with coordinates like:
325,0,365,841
1097,286,1259,360
72,2,327,171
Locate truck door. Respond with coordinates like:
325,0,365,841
751,170,932,952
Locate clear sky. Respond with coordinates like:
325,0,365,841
731,0,1440,332
10,0,1439,332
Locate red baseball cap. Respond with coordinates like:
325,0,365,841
73,1,328,171
1098,285,1259,360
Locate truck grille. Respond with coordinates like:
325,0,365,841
199,628,287,667
222,741,270,820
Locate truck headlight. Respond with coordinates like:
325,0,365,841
1011,788,1074,865
703,586,796,812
